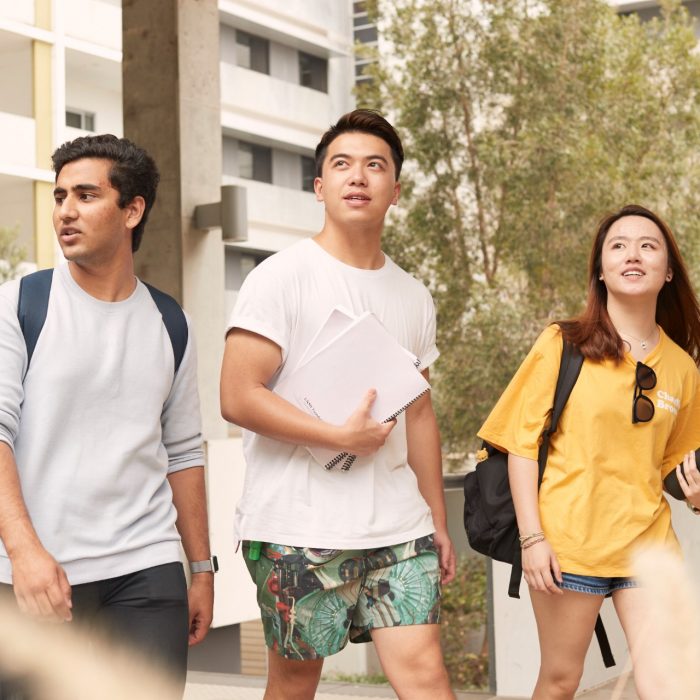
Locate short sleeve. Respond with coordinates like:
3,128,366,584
415,289,439,369
226,258,291,359
477,325,563,460
661,367,700,478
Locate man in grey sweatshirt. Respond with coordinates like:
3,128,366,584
0,135,213,696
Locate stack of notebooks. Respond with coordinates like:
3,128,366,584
274,306,430,471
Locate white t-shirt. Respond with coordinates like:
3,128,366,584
0,263,204,584
227,238,438,549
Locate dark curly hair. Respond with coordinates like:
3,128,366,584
315,109,404,180
51,134,159,252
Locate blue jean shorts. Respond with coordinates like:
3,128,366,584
558,572,638,597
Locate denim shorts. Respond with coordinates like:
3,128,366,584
558,572,638,597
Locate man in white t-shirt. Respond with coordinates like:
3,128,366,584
221,110,456,699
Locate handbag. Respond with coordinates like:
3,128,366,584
463,340,616,668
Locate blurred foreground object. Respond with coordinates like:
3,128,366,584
0,592,180,700
631,548,700,700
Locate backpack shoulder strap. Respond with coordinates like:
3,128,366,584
143,283,188,375
549,340,584,434
537,339,584,482
17,269,54,368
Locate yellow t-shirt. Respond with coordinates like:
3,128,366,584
478,324,700,576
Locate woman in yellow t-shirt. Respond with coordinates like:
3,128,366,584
479,204,700,700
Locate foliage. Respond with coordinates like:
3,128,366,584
0,227,26,284
440,554,489,689
359,0,700,463
321,671,389,685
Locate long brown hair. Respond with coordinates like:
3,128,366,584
559,204,700,364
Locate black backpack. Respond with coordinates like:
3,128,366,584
17,269,188,374
463,340,616,668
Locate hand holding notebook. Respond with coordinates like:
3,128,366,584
273,309,430,470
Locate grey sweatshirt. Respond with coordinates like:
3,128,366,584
0,263,204,584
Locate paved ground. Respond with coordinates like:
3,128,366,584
185,671,639,699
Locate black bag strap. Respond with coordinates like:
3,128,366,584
17,269,54,369
143,282,188,375
536,340,584,483
17,270,188,376
595,614,616,668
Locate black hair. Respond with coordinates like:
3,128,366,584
51,134,159,252
314,109,404,180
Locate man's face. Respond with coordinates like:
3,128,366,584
314,131,400,228
53,158,139,266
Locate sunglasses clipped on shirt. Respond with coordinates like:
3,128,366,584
633,361,656,424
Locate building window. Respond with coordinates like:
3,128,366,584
65,109,95,131
354,25,378,44
238,141,272,183
236,30,269,74
301,156,316,192
299,52,327,93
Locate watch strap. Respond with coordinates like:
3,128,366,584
189,555,219,574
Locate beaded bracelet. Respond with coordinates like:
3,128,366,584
518,531,544,545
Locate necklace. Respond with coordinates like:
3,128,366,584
619,326,657,350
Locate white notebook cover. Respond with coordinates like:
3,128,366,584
274,312,430,470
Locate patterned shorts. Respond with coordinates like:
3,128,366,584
243,535,441,660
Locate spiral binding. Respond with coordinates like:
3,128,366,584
340,454,356,471
382,387,430,423
324,451,349,470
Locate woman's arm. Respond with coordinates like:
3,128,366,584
675,450,700,513
508,453,563,595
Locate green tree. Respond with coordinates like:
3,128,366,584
0,227,26,284
360,0,700,465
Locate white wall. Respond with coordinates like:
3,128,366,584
0,113,36,170
222,136,239,178
0,0,33,25
0,36,32,117
269,40,298,83
65,70,123,137
206,438,260,627
272,149,301,190
64,0,122,51
222,175,323,252
220,63,331,150
220,23,237,65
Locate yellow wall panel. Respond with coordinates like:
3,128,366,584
33,181,55,269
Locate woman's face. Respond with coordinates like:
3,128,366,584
599,215,672,303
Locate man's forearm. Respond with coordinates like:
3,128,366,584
406,399,448,529
0,441,42,556
168,466,212,562
224,384,351,451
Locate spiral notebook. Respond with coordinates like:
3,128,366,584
274,310,430,470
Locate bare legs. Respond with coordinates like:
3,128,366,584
529,589,603,700
263,624,454,700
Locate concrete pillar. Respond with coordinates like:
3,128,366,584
122,0,226,440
